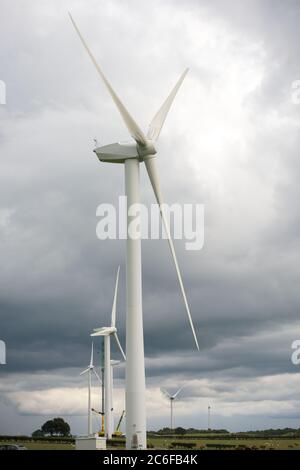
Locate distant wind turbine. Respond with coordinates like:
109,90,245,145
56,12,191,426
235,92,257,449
80,342,101,435
91,266,125,438
161,387,183,430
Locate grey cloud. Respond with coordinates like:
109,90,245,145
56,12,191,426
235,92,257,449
1,0,300,434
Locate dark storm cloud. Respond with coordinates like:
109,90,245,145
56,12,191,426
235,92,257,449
1,0,300,434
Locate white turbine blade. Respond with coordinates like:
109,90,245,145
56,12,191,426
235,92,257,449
145,158,199,350
69,13,147,147
113,332,126,361
90,341,94,367
147,69,188,142
160,388,171,399
80,367,90,376
173,386,184,399
92,369,102,385
111,266,120,328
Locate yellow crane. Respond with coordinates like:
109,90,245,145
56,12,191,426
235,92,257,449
112,410,125,437
91,407,105,436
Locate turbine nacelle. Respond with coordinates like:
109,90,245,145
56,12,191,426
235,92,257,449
111,359,121,367
94,140,156,164
90,266,126,361
91,326,117,337
161,386,183,401
80,342,102,382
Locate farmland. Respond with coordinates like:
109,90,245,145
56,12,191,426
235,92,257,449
1,434,300,450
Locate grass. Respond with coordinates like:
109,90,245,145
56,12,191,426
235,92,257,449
1,437,300,450
148,437,300,450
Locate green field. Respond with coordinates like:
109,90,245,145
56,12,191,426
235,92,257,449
148,437,300,450
1,437,300,450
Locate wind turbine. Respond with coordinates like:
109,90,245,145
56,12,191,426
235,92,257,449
80,342,101,436
91,266,125,439
69,13,199,449
161,387,183,431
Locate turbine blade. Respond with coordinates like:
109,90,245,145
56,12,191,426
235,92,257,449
69,13,147,146
111,266,120,328
92,369,102,385
90,341,94,367
173,386,184,399
80,367,90,376
160,388,171,399
145,158,199,350
147,69,188,142
113,332,126,361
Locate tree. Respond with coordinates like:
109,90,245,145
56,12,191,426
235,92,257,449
32,429,44,437
41,420,54,436
174,427,186,435
159,427,171,434
52,417,70,436
41,418,70,437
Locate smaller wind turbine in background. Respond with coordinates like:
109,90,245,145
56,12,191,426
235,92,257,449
91,266,126,439
80,342,101,436
208,405,212,431
161,387,183,431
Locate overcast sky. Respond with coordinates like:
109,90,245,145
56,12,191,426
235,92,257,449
1,0,300,435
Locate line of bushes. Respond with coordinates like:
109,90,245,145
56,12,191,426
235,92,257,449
170,442,197,449
0,435,75,444
148,433,300,440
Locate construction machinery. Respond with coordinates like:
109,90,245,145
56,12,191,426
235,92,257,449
91,407,105,437
113,410,125,437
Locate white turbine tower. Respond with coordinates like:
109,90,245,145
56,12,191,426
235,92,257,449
69,14,199,449
80,342,101,436
161,387,183,431
208,405,211,430
110,359,121,434
91,266,125,439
